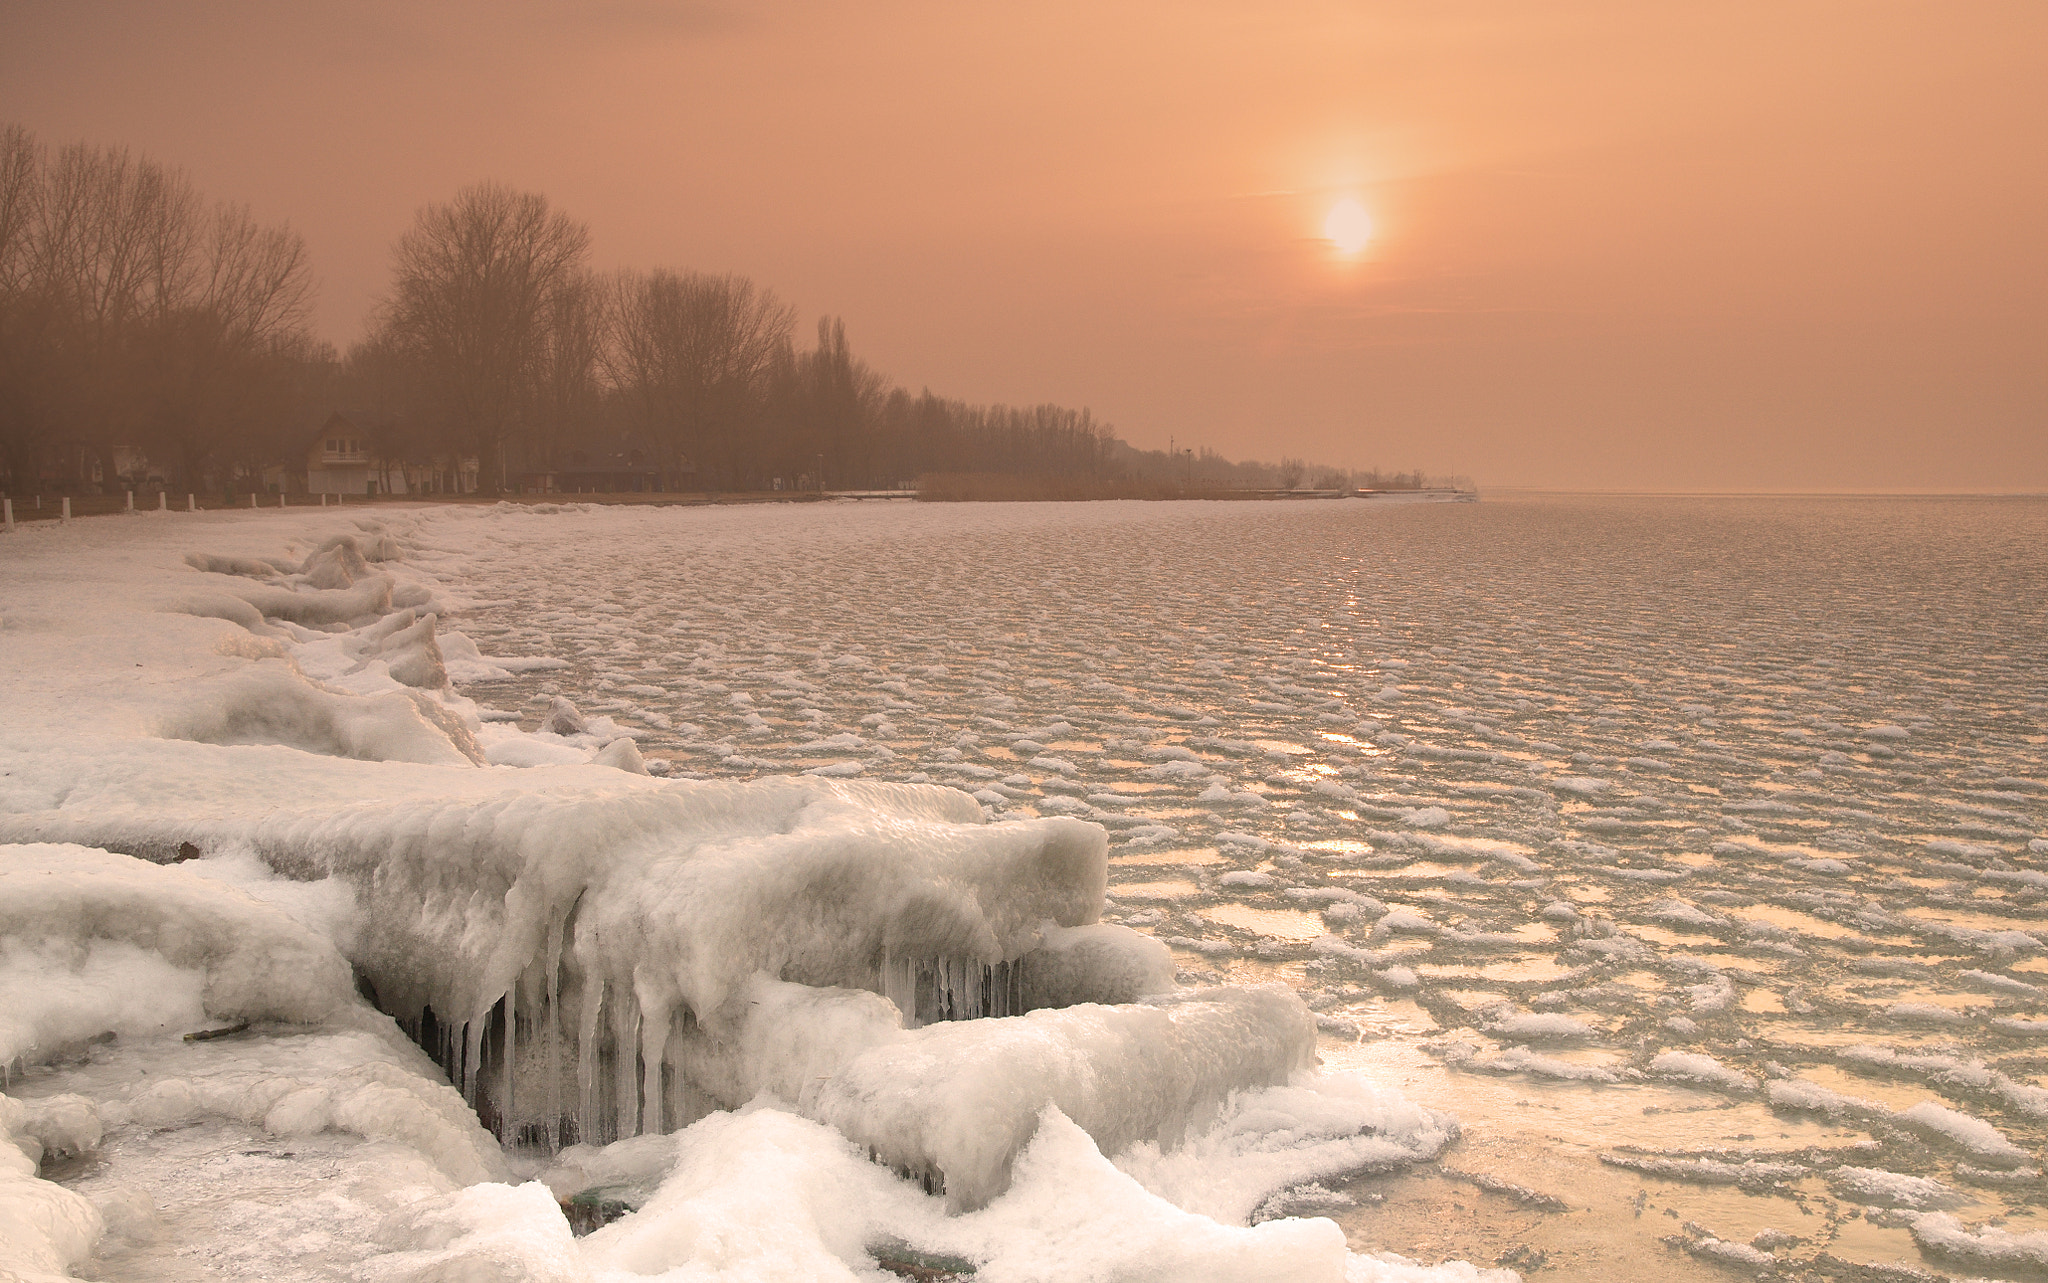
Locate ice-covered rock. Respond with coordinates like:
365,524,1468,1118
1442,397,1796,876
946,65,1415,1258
813,986,1316,1208
0,1097,103,1283
0,844,356,1066
157,659,482,765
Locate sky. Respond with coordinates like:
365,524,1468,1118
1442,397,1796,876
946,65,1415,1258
3,0,2044,491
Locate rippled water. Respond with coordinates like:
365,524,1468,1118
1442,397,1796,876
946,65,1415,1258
461,493,2048,1277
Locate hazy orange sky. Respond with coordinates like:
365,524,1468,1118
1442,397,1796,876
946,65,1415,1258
4,1,2044,490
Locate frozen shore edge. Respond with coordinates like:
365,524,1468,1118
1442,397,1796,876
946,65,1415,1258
0,503,1506,1283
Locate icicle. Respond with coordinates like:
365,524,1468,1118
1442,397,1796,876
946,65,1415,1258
544,916,564,1151
640,998,670,1137
611,984,640,1141
499,984,515,1134
577,976,604,1144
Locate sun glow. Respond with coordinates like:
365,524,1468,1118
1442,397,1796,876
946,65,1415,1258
1323,197,1373,254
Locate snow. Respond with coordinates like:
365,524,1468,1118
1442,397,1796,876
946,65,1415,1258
0,844,355,1064
1483,1012,1598,1044
0,504,1508,1281
1906,1211,2048,1271
1827,1165,1965,1210
1115,1074,1458,1225
1893,1101,2032,1168
1648,1051,1756,1093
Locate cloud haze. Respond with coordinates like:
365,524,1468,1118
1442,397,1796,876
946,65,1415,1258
3,0,2042,489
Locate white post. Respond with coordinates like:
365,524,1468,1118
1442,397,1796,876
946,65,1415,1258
3,497,12,532
187,494,195,512
279,492,286,509
61,497,71,522
125,490,134,513
158,491,167,511
249,493,257,509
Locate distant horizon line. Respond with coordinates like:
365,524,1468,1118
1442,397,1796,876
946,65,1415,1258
1472,486,2048,499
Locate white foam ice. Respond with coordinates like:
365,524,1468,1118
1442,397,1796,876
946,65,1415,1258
1647,1051,1756,1093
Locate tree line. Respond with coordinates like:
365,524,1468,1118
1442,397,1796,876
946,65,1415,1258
0,124,319,494
1,126,1451,498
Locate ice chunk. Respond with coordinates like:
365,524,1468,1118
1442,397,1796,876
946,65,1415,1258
1907,1212,2048,1272
229,574,395,627
297,536,372,589
158,660,482,765
369,610,449,690
579,1105,910,1280
1828,1166,1965,1210
1020,923,1177,1009
1685,1236,1775,1269
0,844,355,1064
1765,1077,1887,1118
0,1098,103,1281
813,986,1316,1209
1894,1101,2031,1167
1484,1012,1598,1044
955,1106,1373,1283
593,736,649,774
540,695,588,736
19,1096,101,1163
1116,1073,1457,1225
1649,1051,1755,1093
364,1181,584,1283
580,1102,1403,1283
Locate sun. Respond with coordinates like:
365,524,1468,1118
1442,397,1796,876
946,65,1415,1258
1323,198,1373,254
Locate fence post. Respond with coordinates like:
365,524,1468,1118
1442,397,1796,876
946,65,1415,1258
125,490,134,513
187,494,196,512
158,491,167,511
3,497,11,532
249,493,257,509
279,492,286,509
61,497,71,522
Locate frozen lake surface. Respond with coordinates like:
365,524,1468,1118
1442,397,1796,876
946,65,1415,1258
2,492,2043,1281
456,493,2048,1276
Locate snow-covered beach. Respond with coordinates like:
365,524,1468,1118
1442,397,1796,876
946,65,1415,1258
3,493,2046,1280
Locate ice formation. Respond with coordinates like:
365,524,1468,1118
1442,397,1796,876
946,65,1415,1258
0,506,1505,1281
3,493,2044,1278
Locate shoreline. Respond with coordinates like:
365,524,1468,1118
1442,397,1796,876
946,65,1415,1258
0,485,1477,526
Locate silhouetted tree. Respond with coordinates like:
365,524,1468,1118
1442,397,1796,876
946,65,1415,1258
0,125,318,493
601,268,794,490
375,183,589,495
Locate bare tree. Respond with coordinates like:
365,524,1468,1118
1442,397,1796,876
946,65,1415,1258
377,183,589,495
601,268,794,490
0,127,324,494
33,142,202,486
139,203,314,490
0,124,50,486
520,268,602,481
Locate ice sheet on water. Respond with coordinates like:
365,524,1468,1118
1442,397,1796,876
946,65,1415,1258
7,494,2045,1278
